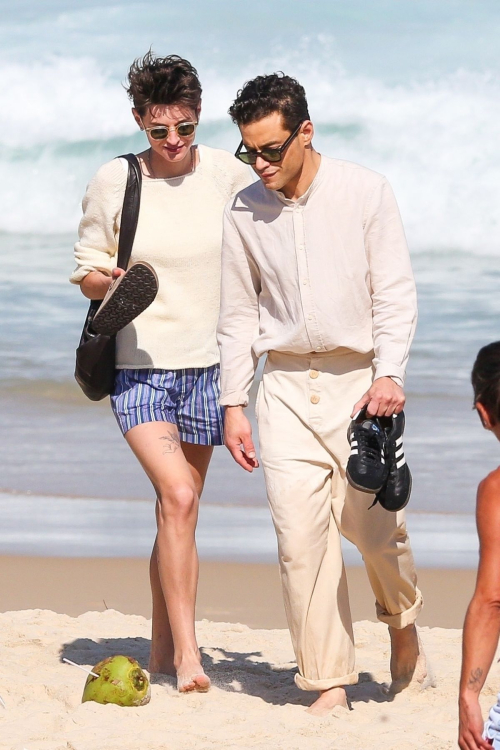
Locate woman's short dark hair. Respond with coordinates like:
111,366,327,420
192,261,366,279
126,52,202,116
228,72,310,131
471,341,500,423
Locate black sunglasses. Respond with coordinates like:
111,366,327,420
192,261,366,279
235,121,304,165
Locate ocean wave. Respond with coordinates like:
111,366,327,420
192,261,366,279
1,54,499,254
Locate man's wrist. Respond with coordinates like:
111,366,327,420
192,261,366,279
373,375,404,388
459,691,481,706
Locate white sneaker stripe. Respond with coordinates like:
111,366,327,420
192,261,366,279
395,446,404,458
395,436,403,447
396,457,406,469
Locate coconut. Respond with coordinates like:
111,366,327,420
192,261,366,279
81,655,150,707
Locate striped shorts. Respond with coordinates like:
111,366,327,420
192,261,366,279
110,366,224,445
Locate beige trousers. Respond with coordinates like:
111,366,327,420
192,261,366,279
256,349,423,691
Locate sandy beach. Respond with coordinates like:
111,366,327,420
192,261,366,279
0,556,488,749
1,605,498,750
0,556,477,628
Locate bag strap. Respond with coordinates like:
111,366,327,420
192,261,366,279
116,153,142,270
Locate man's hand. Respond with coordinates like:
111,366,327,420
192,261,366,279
351,376,405,418
224,405,259,472
458,697,491,750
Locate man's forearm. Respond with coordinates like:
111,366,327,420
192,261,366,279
460,595,500,705
218,340,259,407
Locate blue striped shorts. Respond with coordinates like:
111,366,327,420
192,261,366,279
110,366,224,445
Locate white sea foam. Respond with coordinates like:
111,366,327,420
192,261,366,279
2,46,500,253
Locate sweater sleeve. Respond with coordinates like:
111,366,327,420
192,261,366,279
229,158,254,197
70,159,127,284
208,147,253,203
217,203,261,406
364,176,417,384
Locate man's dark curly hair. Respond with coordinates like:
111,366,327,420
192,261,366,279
126,51,202,116
472,341,500,424
228,72,310,132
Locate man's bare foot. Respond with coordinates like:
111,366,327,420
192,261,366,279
389,623,428,694
306,686,349,716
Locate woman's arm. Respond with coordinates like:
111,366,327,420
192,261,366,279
70,159,127,294
459,469,500,749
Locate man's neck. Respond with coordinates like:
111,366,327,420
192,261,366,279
280,149,321,201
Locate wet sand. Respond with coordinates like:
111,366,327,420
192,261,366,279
0,556,475,629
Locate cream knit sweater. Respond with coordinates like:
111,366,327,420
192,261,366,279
71,145,252,370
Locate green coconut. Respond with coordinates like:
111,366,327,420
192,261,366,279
81,655,151,707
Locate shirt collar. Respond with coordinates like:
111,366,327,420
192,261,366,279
275,154,324,207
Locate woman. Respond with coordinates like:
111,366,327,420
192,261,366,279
70,52,251,692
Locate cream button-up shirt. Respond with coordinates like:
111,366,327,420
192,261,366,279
217,155,417,406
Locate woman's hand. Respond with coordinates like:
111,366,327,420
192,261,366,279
80,268,125,300
458,696,491,749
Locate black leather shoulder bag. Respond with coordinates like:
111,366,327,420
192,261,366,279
74,153,142,401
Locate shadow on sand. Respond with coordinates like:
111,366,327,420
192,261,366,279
60,637,393,708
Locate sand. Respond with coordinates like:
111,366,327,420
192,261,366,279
1,608,500,750
0,557,477,629
0,558,487,749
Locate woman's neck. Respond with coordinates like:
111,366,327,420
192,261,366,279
146,145,197,179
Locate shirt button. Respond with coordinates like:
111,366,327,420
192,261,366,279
307,315,313,321
309,370,319,379
303,279,308,285
310,394,320,404
315,346,323,352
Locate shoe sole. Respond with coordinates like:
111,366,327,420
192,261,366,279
346,467,385,494
92,262,158,336
378,473,412,512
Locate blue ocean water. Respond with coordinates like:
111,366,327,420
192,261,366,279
0,1,499,560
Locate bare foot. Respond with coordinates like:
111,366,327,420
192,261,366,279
177,670,211,693
176,652,211,693
389,624,429,694
148,649,175,676
148,658,175,676
306,687,349,716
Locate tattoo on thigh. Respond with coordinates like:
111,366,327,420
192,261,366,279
467,667,483,692
159,431,180,454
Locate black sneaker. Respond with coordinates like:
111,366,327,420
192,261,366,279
375,412,412,512
346,407,388,493
92,261,159,336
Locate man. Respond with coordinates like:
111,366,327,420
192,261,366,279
217,73,425,714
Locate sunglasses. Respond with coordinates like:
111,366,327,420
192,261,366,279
143,121,197,140
235,121,304,165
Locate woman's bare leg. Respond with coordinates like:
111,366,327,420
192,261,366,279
148,441,213,676
125,421,213,690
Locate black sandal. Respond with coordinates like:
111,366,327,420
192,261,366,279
92,261,159,336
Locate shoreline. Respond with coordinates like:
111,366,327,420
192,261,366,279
0,492,480,567
0,556,475,629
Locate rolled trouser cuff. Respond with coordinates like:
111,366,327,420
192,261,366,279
295,670,358,692
376,587,423,628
